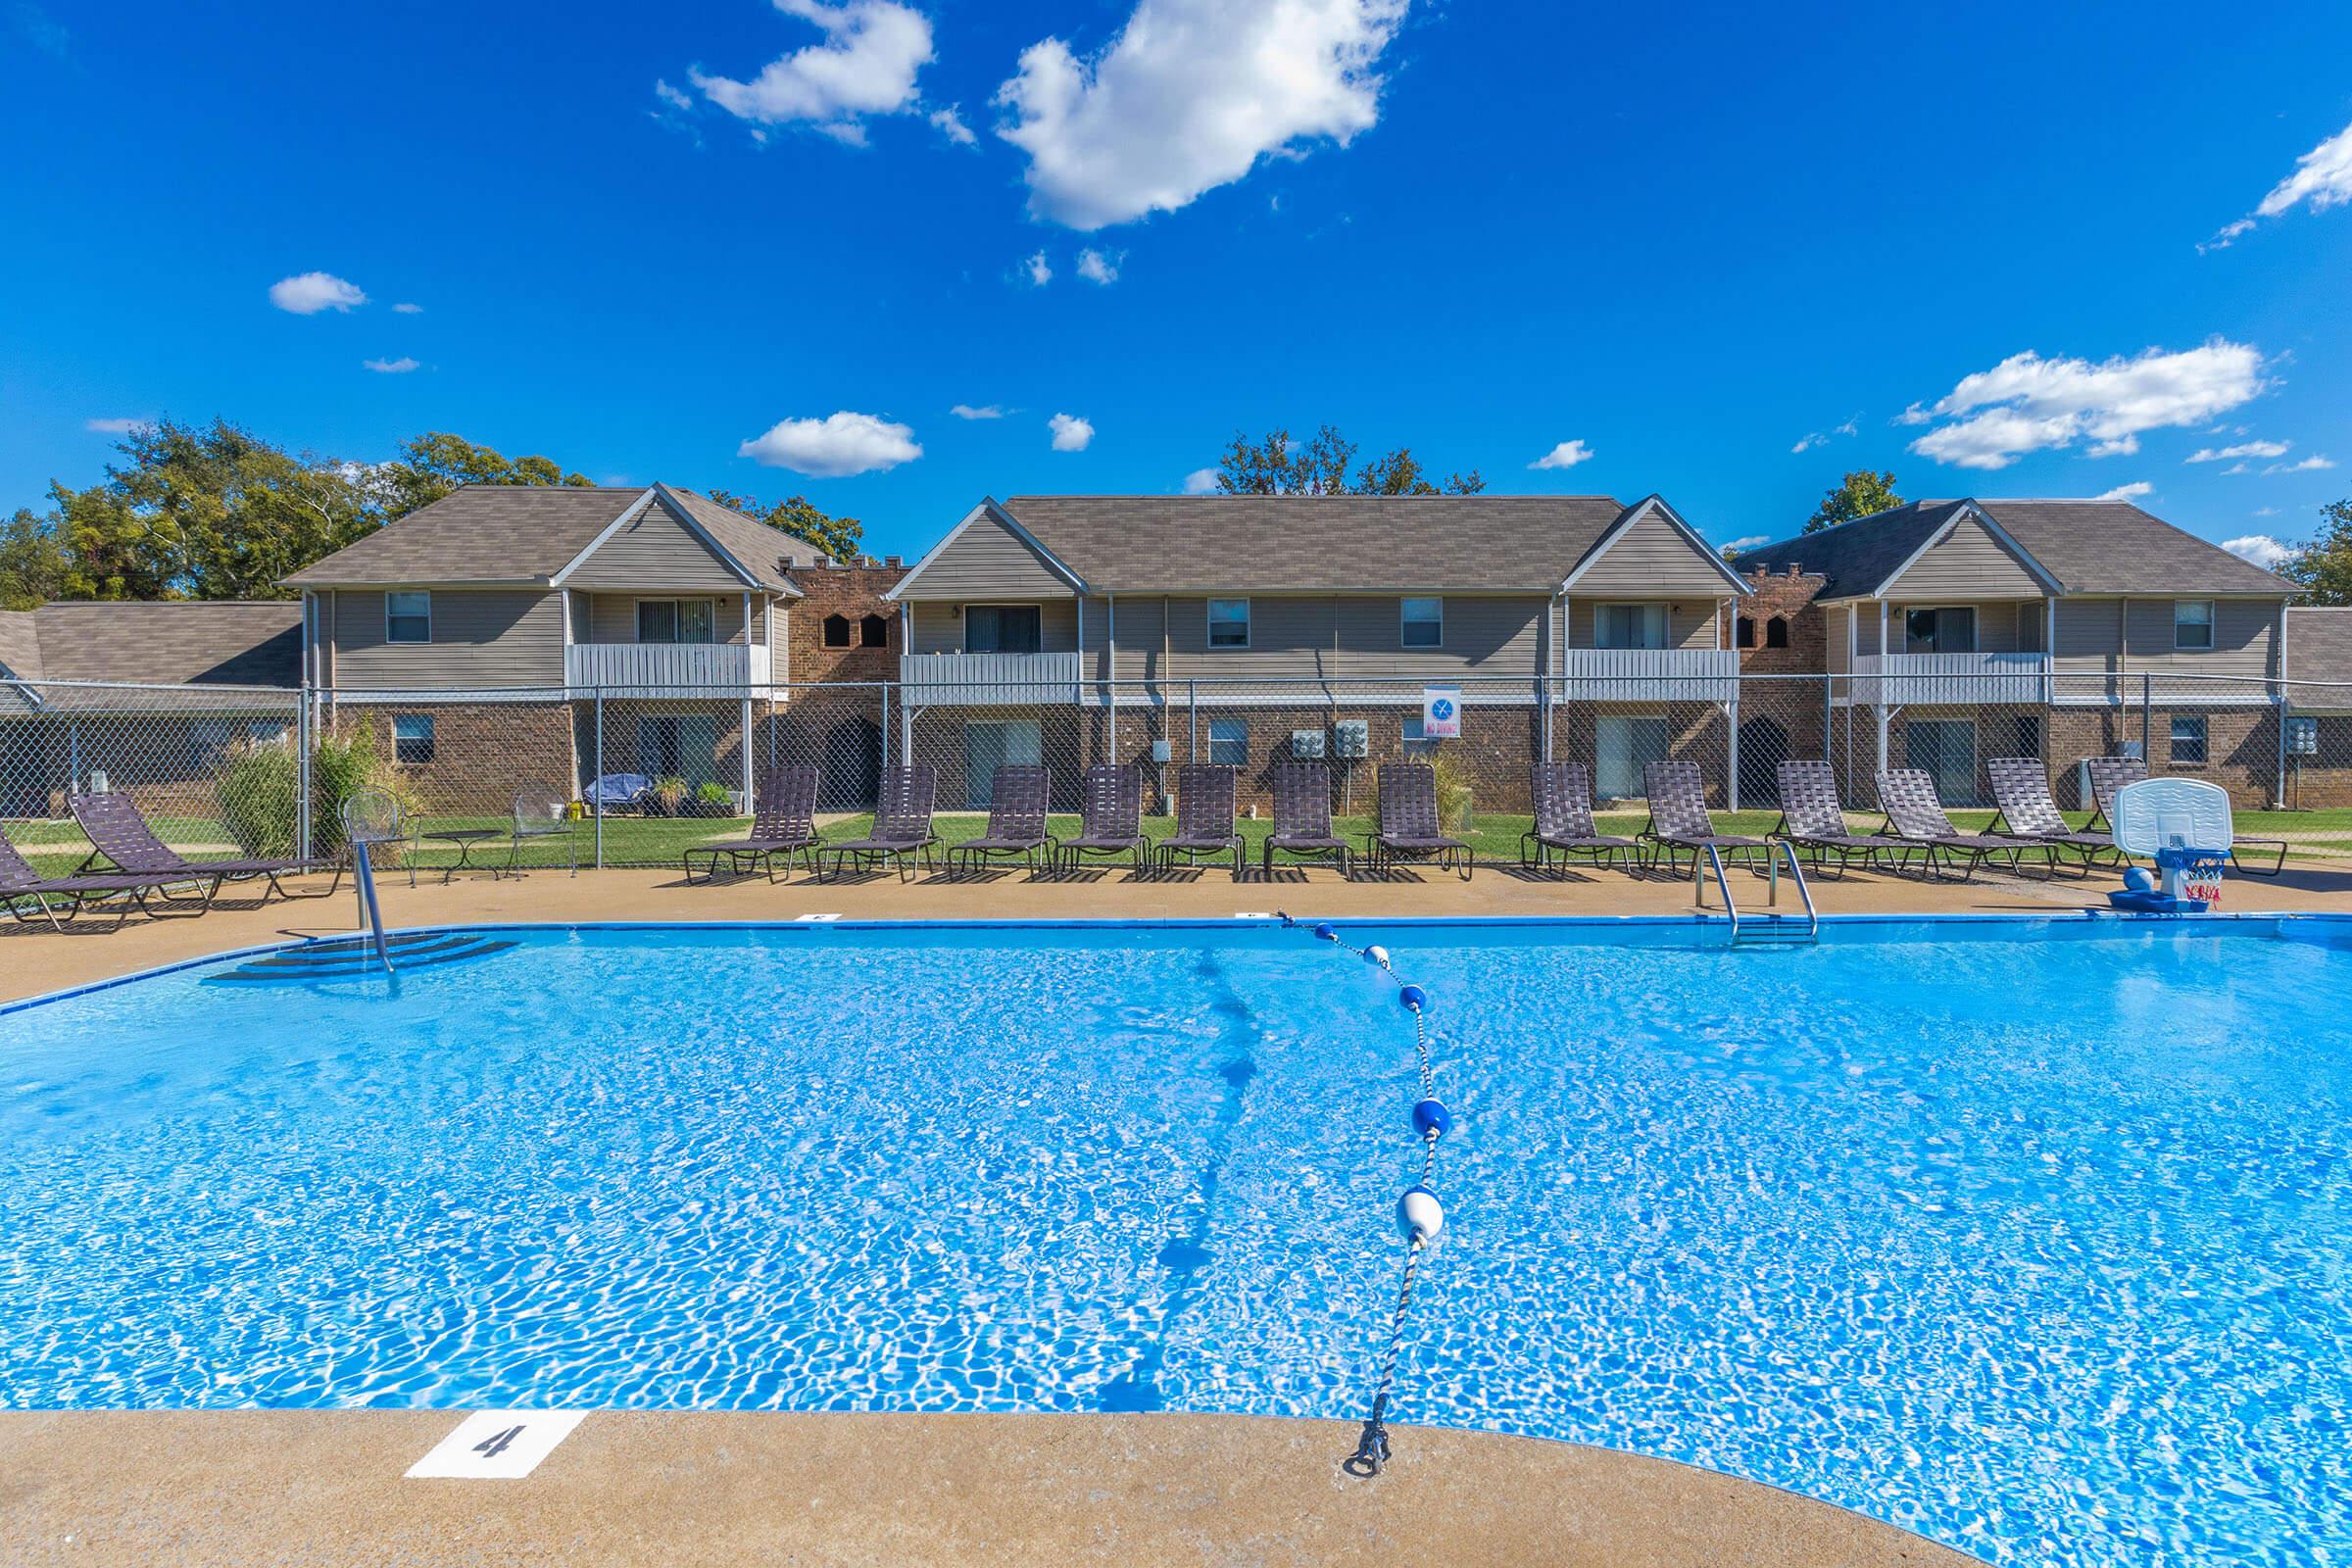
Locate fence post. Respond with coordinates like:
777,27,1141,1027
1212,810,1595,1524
1726,696,1740,812
1188,680,1198,761
593,687,606,870
296,684,315,860
2140,671,2153,763
2275,680,2288,809
1822,672,1833,784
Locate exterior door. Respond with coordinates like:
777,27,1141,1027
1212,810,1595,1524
1595,713,1670,801
1905,717,1977,805
637,713,719,786
963,718,1042,807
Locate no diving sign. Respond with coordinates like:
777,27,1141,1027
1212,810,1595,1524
1422,685,1462,741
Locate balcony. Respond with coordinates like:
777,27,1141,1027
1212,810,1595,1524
1846,652,2050,706
565,641,772,696
900,651,1085,705
1559,648,1740,703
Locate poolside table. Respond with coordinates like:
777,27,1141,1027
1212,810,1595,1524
409,828,512,886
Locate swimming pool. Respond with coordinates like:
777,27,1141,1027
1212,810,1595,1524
4,916,2348,1566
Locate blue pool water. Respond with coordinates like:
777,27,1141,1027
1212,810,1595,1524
4,916,2351,1565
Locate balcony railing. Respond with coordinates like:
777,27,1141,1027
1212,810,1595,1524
1845,652,2051,706
900,651,1085,705
1559,647,1740,702
565,641,772,695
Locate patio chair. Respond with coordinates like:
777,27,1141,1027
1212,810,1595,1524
583,772,654,815
1157,763,1243,877
2083,755,2285,876
1871,769,2023,882
506,780,578,877
683,766,821,883
0,829,220,930
1770,760,1888,878
1058,764,1148,873
815,765,937,883
1519,761,1638,873
1985,757,2126,878
1638,760,1767,877
944,765,1054,875
69,789,341,903
1363,762,1473,879
1263,762,1351,877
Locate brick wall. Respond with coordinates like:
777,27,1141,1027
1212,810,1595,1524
1736,565,1828,675
788,562,907,685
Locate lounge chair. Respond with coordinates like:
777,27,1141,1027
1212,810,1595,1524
70,789,340,903
815,765,937,882
1,830,220,930
1985,757,2126,878
945,765,1054,875
1363,762,1473,879
2084,755,2285,876
1871,768,2022,882
1639,760,1767,876
1157,763,1243,877
1263,761,1351,877
684,766,821,883
1058,764,1148,873
1519,761,1638,873
1770,760,1888,878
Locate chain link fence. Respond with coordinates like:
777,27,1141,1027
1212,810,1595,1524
7,672,2351,878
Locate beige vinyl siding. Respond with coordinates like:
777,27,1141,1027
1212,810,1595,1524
1104,596,1166,681
329,588,564,687
2052,596,2281,677
582,592,762,646
1334,594,1544,679
906,514,1076,600
1826,605,1851,674
907,599,1080,654
1157,595,1341,680
561,498,755,592
1570,509,1737,595
1883,600,2039,654
1883,515,2046,598
1563,598,1720,650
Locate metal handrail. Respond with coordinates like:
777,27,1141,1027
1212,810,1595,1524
1767,839,1820,941
1700,842,1740,941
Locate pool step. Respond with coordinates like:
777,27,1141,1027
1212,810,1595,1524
211,931,516,983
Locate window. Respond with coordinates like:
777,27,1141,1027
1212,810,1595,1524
2012,713,2042,760
1399,597,1443,649
637,600,715,644
2018,603,2047,653
393,713,436,765
1593,603,1669,650
385,590,431,644
965,604,1042,654
1903,606,1977,654
2175,599,2214,651
1765,616,1789,649
2170,714,2209,765
1207,599,1250,649
1401,716,1437,759
1207,717,1250,766
822,613,852,648
859,613,889,648
636,713,718,781
1735,615,1756,649
185,718,288,772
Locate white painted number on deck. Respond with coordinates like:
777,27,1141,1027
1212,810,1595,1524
795,912,844,922
406,1410,586,1480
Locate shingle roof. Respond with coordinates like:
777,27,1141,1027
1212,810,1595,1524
0,601,303,714
2288,607,2352,688
1732,499,2293,598
997,494,1643,592
0,609,42,681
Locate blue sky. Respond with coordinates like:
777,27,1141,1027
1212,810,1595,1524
3,0,2349,566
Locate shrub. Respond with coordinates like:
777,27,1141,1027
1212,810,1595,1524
696,781,732,806
213,718,420,859
1425,747,1475,833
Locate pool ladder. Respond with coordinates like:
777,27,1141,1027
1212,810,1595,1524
1696,840,1819,948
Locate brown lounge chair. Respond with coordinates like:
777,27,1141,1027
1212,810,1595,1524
1,831,220,930
1058,764,1148,873
945,765,1054,874
2085,755,2286,876
1263,761,1351,877
1985,757,2125,878
1363,762,1472,879
1520,761,1638,873
1771,760,1888,878
70,789,340,903
1157,763,1243,877
815,765,937,882
1640,760,1766,876
1872,768,2021,882
683,766,821,883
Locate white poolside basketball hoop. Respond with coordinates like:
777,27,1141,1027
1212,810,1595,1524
2109,777,2232,912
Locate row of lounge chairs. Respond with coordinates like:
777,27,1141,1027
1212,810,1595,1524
2,790,340,930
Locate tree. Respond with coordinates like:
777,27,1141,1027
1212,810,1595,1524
109,419,376,599
374,431,594,521
2280,499,2352,607
0,506,70,610
704,489,864,562
1214,424,1485,495
1805,469,1903,533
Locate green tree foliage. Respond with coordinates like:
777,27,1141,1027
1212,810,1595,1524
0,506,73,609
2279,499,2352,607
704,489,865,562
1214,424,1485,495
1805,469,1903,534
374,431,594,518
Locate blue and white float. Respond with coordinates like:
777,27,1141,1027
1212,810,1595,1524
1398,1184,1445,1245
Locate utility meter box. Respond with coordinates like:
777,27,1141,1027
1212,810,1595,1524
1151,738,1173,762
1291,729,1326,759
2288,716,2319,757
1332,720,1370,760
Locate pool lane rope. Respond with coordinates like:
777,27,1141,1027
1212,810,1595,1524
1276,912,1452,1480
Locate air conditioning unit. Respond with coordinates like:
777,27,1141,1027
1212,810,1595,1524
1332,720,1369,760
1291,729,1326,759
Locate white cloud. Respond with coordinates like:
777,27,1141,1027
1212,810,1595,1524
1075,247,1121,284
85,416,152,435
363,357,420,374
1022,250,1053,286
1049,412,1094,452
739,410,921,475
950,403,1005,419
391,302,423,315
1182,466,1219,495
655,78,695,113
2208,118,2352,247
1903,340,2267,470
269,271,367,314
2093,481,2153,502
928,104,975,145
1790,416,1861,454
2268,454,2336,473
1528,439,1595,470
2186,439,2290,463
1790,433,1826,454
1719,534,1771,553
2254,507,2279,517
689,0,934,143
2222,534,2294,569
994,0,1409,230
